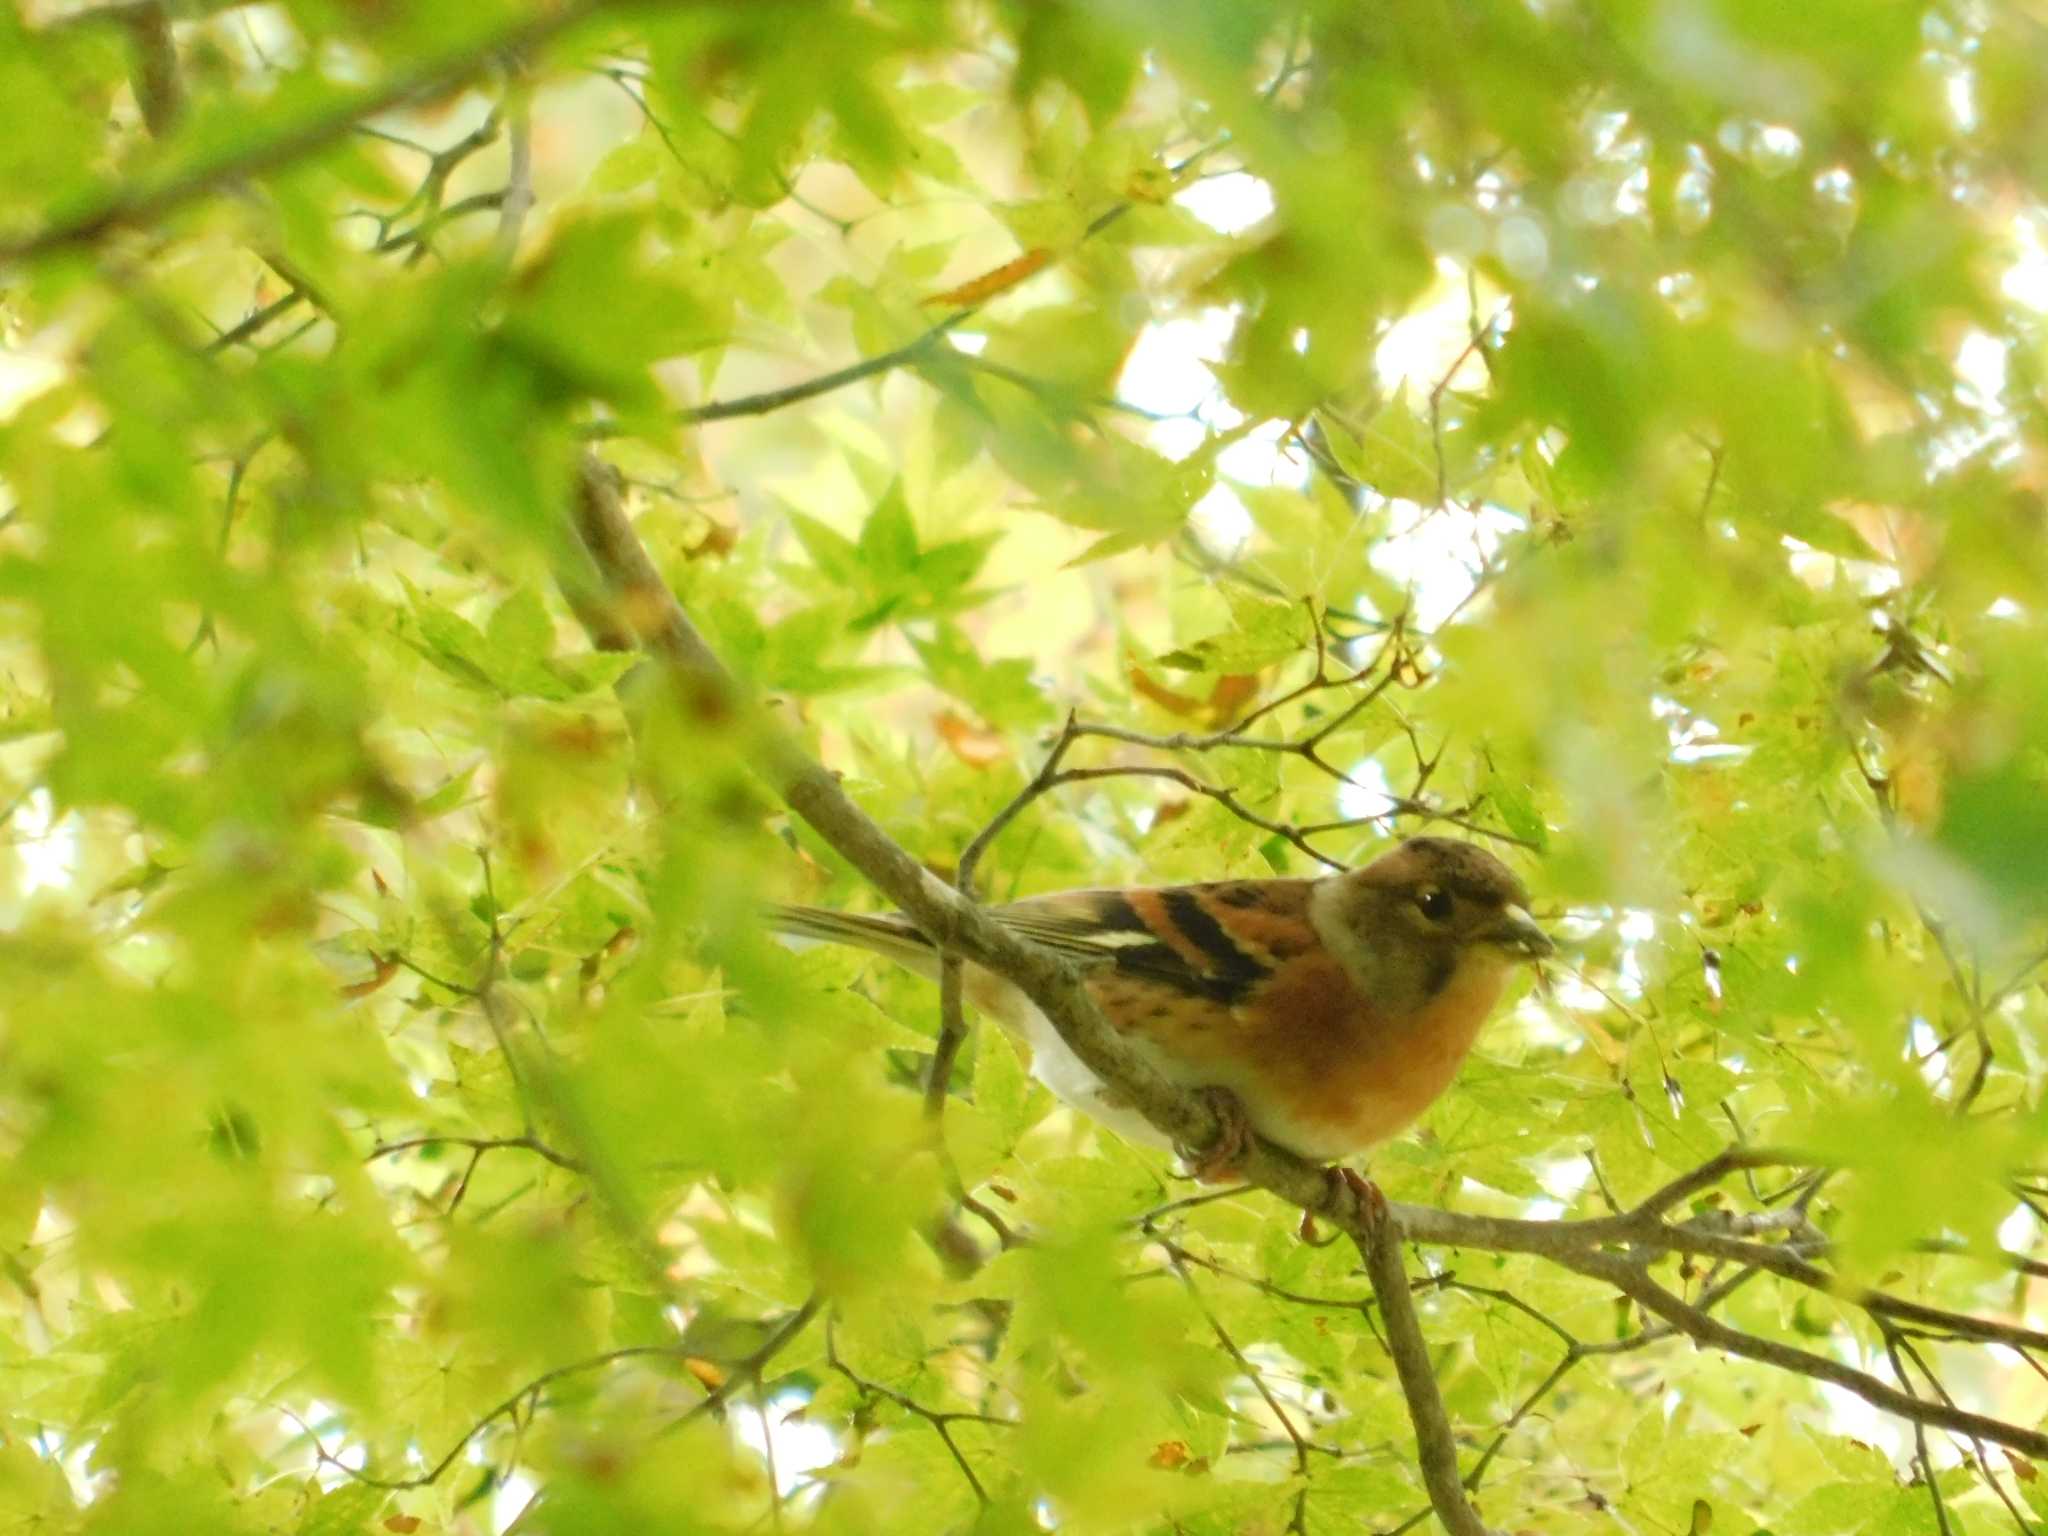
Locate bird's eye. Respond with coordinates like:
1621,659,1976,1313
1415,887,1453,922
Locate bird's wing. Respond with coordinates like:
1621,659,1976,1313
992,882,1320,1007
768,879,1325,1008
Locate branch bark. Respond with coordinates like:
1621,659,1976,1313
1358,1204,1498,1536
1564,1250,2048,1458
118,3,183,138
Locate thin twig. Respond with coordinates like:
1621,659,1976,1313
825,1317,1008,1504
1177,1265,1334,1477
287,1301,814,1497
1881,1324,1954,1536
1562,1249,2048,1459
1,1,609,265
494,78,535,265
367,1131,585,1174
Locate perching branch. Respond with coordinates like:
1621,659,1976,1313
560,458,2048,1520
566,455,1229,1164
562,453,1493,1533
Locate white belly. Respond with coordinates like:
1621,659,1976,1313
1012,998,1182,1153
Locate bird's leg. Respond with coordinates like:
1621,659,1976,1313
1328,1164,1387,1220
1299,1165,1386,1243
1177,1085,1255,1183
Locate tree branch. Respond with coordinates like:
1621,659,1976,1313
0,1,613,266
367,1131,585,1174
566,455,1234,1166
118,3,183,138
560,454,2048,1523
1357,1201,1497,1536
1562,1249,2048,1459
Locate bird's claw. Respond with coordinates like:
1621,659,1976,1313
1328,1165,1387,1224
1298,1169,1382,1243
1177,1085,1254,1183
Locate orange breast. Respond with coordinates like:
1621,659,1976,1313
1105,948,1510,1160
992,938,1512,1163
1328,957,1507,1146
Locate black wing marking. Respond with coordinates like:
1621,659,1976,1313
994,889,1271,1007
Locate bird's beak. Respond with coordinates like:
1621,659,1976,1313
1482,905,1554,961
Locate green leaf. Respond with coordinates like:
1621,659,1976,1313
1936,755,2048,917
1156,592,1310,673
485,587,553,670
859,482,920,576
295,1483,388,1536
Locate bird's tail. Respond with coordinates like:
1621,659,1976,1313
764,903,943,979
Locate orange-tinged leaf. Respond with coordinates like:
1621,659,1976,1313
688,521,738,560
1205,673,1259,723
1128,667,1263,724
1831,499,1938,581
1129,665,1207,718
935,710,1006,767
339,953,399,1000
1891,732,1945,828
384,1517,422,1534
924,247,1052,308
1149,1440,1192,1469
685,1357,727,1389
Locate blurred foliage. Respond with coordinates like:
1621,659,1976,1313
1,0,2047,1532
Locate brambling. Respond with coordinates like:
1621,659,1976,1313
770,837,1552,1177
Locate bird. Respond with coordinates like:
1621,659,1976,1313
767,835,1552,1178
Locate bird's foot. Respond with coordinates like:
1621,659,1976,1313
1325,1165,1387,1228
1177,1085,1255,1183
1298,1167,1383,1243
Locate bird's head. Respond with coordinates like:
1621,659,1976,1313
1312,836,1553,1019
